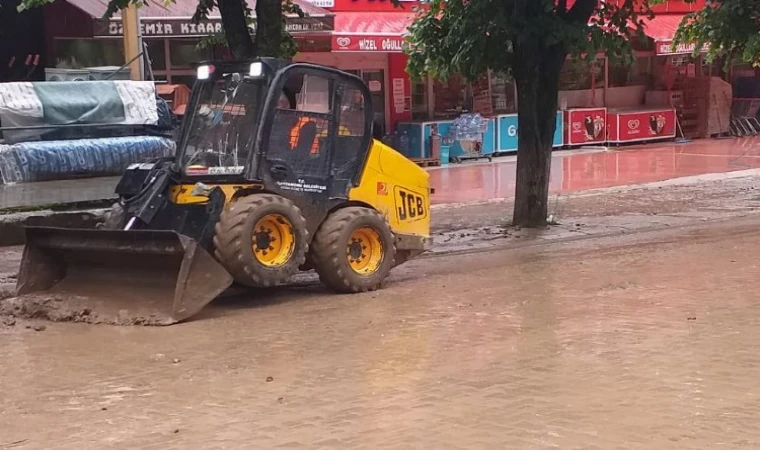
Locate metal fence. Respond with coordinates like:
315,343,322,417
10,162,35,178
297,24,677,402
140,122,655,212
730,98,760,137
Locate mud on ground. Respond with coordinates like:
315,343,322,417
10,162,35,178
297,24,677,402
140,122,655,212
0,295,168,326
1,172,758,327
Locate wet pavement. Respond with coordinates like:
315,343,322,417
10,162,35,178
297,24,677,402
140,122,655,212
2,137,760,448
2,212,760,449
2,137,760,209
429,136,760,204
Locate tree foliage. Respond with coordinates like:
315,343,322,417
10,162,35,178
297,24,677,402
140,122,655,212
406,0,654,82
405,0,658,227
674,0,760,66
18,0,300,59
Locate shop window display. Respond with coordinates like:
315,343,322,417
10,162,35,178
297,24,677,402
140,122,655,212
53,39,124,68
411,79,427,120
490,72,516,114
559,59,604,91
609,56,652,88
169,39,213,69
145,39,166,71
432,74,466,118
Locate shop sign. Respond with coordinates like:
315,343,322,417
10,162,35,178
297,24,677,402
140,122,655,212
94,19,223,37
656,41,710,55
94,17,334,37
332,35,405,52
614,109,676,142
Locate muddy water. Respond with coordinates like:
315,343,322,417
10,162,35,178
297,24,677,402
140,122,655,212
1,216,760,448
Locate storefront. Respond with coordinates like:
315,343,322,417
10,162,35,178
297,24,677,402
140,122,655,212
293,9,415,137
42,0,729,160
43,0,334,86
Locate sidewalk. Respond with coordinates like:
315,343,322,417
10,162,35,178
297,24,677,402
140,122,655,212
429,135,760,204
1,136,759,210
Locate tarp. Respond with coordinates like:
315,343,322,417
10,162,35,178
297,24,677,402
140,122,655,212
0,136,174,184
0,80,159,143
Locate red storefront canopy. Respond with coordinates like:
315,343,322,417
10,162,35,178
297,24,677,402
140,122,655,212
641,14,708,55
331,12,415,52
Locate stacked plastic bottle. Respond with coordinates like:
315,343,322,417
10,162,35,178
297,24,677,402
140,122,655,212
450,113,488,142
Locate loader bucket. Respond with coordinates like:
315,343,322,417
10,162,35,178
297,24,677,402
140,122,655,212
15,227,233,325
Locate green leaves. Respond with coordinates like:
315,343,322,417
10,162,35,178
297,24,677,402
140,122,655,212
17,0,54,13
673,0,760,67
405,0,654,82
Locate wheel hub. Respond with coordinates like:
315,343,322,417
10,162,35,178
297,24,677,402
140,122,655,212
348,239,366,262
346,227,383,276
254,227,275,256
251,214,295,268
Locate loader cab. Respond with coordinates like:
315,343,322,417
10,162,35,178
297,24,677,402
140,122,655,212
176,59,288,179
175,59,375,203
252,63,374,203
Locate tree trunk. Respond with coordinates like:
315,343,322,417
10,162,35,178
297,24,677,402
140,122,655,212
217,0,256,59
254,0,283,57
512,42,566,227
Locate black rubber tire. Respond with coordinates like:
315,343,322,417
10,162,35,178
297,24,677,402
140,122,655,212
213,194,308,287
312,207,396,293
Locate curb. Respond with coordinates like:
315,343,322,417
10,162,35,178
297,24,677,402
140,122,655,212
0,209,107,247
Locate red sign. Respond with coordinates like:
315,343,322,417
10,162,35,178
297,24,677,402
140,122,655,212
332,35,405,52
608,109,677,143
564,108,607,146
656,41,710,55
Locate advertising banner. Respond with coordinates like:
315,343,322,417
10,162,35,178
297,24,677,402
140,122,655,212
608,109,676,143
496,111,563,152
563,108,607,146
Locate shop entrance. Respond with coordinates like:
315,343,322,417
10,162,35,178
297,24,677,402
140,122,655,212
347,69,386,138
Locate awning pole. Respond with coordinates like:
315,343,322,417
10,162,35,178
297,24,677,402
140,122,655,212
122,4,143,81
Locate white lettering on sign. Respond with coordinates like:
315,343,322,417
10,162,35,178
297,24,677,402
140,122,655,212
276,179,327,194
304,0,334,6
208,166,245,175
657,41,710,55
382,39,403,51
358,39,377,50
508,125,517,137
106,20,221,36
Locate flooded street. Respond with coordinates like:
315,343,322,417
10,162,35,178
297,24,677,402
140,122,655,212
2,212,760,449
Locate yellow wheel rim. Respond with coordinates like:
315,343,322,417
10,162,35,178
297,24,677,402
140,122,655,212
347,227,384,276
252,214,295,268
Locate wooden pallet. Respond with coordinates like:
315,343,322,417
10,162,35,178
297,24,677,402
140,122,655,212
411,157,441,167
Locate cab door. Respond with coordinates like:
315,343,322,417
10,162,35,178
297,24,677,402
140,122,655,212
254,65,371,232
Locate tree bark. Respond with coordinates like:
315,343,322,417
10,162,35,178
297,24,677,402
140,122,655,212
512,41,566,227
217,0,256,59
254,0,283,57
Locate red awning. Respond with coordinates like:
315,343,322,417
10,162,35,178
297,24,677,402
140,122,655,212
641,14,708,55
332,12,415,52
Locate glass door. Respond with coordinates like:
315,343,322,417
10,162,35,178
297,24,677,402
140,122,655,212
362,70,386,138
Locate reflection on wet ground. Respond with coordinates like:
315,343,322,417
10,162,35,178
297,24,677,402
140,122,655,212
430,136,760,204
2,216,760,448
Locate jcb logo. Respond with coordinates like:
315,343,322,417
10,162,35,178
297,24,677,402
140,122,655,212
395,187,427,222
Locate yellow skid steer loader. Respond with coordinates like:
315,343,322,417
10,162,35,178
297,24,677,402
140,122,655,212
15,59,432,324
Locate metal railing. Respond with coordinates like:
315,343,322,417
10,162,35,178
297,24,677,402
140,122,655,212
730,98,760,137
